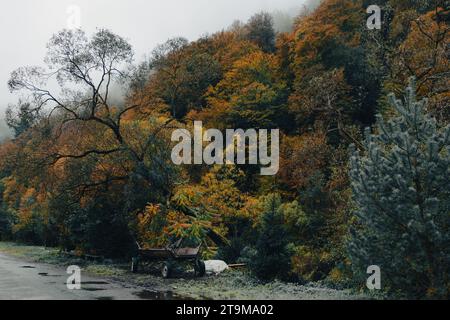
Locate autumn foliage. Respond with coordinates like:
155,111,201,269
0,0,448,297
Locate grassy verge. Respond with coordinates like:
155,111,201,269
0,242,367,300
0,242,131,277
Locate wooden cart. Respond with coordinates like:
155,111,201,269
131,240,205,278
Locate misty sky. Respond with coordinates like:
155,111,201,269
0,0,307,137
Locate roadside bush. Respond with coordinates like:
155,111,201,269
217,215,258,264
0,208,14,241
13,210,46,245
0,181,14,240
290,246,335,282
50,193,135,259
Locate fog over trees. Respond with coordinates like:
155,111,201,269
0,0,323,140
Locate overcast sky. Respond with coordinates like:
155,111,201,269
0,0,308,137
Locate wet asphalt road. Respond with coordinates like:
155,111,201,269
0,253,145,300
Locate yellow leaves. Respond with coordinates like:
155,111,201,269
172,185,204,209
194,49,286,129
139,204,161,224
136,166,262,248
197,31,259,73
137,204,168,248
235,196,264,225
176,166,263,223
137,199,213,248
221,51,281,89
2,178,50,235
167,216,212,241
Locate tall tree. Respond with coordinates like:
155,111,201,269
245,12,277,53
6,29,179,255
148,38,222,119
8,29,177,199
349,79,450,298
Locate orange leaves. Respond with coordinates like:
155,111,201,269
279,131,331,192
385,8,449,121
292,0,363,64
2,177,49,236
0,140,20,177
278,1,368,133
398,10,449,89
195,31,259,73
2,177,25,208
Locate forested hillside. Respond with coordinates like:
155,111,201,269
0,0,448,299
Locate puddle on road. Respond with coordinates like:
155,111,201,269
96,297,115,300
63,281,110,285
82,287,107,292
134,290,187,300
38,273,61,277
21,266,36,269
61,280,109,292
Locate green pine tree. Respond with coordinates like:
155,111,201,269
349,78,450,299
250,194,291,281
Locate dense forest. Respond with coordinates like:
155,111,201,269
0,0,448,299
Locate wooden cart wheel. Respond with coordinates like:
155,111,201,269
194,259,206,277
162,262,172,279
